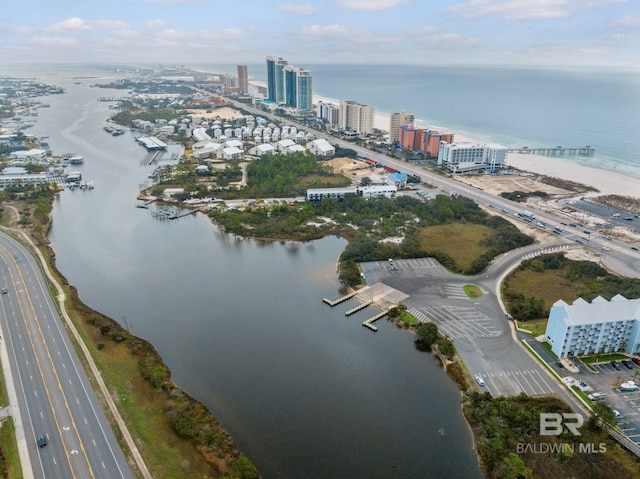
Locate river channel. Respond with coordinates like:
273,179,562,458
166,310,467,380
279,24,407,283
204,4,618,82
21,65,483,479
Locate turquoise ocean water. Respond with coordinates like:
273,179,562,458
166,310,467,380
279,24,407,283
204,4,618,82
200,63,640,181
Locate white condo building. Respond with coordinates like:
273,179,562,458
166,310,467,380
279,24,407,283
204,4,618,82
339,100,374,135
545,295,640,357
437,142,507,173
317,101,340,125
389,110,415,143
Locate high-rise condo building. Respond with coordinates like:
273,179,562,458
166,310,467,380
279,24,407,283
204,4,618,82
339,100,374,135
389,110,415,143
317,101,340,124
267,57,313,113
237,64,248,94
284,66,313,112
398,126,454,157
266,56,288,103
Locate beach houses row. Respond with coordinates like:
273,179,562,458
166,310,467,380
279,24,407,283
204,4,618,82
191,138,335,161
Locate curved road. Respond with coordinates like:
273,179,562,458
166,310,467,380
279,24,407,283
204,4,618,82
0,232,134,479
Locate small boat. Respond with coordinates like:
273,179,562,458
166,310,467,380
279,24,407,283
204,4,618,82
68,155,84,164
620,381,638,392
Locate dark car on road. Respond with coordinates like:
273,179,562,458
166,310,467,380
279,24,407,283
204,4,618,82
622,360,634,369
37,434,47,448
611,360,621,370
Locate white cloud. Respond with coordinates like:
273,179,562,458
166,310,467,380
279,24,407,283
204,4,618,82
93,20,130,30
296,24,351,38
334,0,413,11
143,0,207,4
11,26,38,35
448,0,629,21
277,3,319,15
147,19,167,28
199,28,253,41
29,37,80,46
612,13,640,27
415,32,486,48
45,17,93,34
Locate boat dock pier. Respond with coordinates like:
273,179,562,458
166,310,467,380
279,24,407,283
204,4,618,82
345,299,373,316
362,310,389,332
507,146,595,156
323,291,357,306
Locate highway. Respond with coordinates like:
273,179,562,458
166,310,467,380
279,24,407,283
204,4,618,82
0,232,134,479
228,98,640,278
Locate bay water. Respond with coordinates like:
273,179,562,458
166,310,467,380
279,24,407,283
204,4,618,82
11,64,483,478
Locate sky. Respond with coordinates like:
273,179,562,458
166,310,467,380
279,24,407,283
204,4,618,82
0,0,638,68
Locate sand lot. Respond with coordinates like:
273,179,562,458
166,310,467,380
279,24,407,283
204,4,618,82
455,174,570,196
187,107,243,121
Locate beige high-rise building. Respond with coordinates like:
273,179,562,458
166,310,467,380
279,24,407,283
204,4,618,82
237,64,248,94
389,110,415,143
339,100,374,135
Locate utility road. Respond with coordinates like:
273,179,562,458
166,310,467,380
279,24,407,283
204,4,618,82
0,232,133,479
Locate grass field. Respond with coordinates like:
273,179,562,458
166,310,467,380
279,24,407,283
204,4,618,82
516,318,548,337
0,420,22,479
505,269,579,313
463,285,483,299
419,223,495,271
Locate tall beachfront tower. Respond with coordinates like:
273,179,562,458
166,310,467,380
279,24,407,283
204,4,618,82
266,56,288,103
237,64,248,94
339,100,374,135
294,68,313,113
389,110,415,143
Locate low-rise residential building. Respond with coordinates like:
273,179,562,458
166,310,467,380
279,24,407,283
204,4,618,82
219,146,243,161
9,148,48,163
306,187,357,202
545,295,640,357
437,142,507,173
358,184,397,199
307,139,335,157
249,144,275,156
0,166,49,188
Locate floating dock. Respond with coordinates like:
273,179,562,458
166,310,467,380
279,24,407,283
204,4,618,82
362,310,389,332
345,299,373,316
323,291,357,306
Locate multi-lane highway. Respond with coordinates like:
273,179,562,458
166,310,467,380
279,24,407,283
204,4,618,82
0,232,134,479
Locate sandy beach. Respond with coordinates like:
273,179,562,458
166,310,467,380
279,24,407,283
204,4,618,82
313,93,639,199
451,132,640,198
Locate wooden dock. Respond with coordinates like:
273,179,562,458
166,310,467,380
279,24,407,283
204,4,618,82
362,310,389,332
323,291,357,307
345,299,373,316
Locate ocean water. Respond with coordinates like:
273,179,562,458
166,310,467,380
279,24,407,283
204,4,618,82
198,63,640,181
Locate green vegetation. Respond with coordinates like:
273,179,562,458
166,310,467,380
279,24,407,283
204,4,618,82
111,108,190,128
211,194,534,287
0,420,22,479
516,318,548,337
503,252,640,322
467,393,640,479
580,353,629,364
463,284,483,299
420,224,495,272
499,190,549,202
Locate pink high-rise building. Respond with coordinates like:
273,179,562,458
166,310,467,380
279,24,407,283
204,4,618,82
398,125,454,157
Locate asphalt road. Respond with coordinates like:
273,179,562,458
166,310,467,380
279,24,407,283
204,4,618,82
0,232,134,479
360,241,579,405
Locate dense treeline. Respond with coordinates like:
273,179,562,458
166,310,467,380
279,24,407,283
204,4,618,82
504,252,640,320
211,193,534,287
111,108,190,128
467,393,640,479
